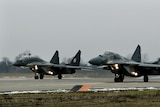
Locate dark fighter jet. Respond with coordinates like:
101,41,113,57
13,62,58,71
89,45,160,82
13,50,81,79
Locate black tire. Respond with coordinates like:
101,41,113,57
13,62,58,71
144,75,148,82
58,74,62,79
40,74,44,79
34,75,39,79
114,74,124,82
114,77,123,82
114,78,120,82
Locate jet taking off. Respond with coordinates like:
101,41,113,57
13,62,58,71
13,50,81,79
89,45,160,82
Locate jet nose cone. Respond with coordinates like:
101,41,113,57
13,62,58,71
88,60,92,64
89,57,102,65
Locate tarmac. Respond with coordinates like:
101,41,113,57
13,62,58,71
1,75,160,94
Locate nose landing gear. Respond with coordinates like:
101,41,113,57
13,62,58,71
34,73,44,79
114,74,124,82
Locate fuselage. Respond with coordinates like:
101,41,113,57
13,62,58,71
13,56,76,77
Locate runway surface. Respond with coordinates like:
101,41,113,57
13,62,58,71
1,75,160,94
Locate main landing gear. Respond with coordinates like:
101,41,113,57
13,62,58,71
144,74,149,82
34,73,44,79
58,74,62,79
114,74,124,82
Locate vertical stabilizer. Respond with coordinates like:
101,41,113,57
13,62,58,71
70,50,81,66
131,45,141,62
50,51,59,64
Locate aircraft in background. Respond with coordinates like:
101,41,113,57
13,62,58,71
13,50,81,79
89,45,160,82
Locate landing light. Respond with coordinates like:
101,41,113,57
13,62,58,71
114,64,119,70
48,71,53,75
131,72,138,76
35,65,38,70
111,64,119,70
32,65,38,71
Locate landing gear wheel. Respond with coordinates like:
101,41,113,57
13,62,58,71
144,75,148,82
34,73,39,79
114,74,124,82
114,77,124,82
58,74,62,79
40,74,44,79
34,75,39,79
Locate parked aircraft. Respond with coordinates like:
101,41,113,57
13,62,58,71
13,50,81,79
89,45,160,82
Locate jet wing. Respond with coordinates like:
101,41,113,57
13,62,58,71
139,63,160,68
53,64,82,69
108,60,160,68
26,62,52,67
26,62,83,69
49,64,93,71
99,60,160,68
107,60,139,65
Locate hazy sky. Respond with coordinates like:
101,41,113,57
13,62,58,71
0,0,160,62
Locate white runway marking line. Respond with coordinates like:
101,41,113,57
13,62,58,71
0,87,159,95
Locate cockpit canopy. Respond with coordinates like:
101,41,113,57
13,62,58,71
101,51,129,62
89,51,131,65
14,55,44,66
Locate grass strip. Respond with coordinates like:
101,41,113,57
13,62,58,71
0,90,160,107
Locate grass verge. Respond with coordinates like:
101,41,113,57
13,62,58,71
0,90,160,107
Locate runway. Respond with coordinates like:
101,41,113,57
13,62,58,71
1,75,160,94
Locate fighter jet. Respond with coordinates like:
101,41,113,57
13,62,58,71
89,45,160,82
13,50,81,79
